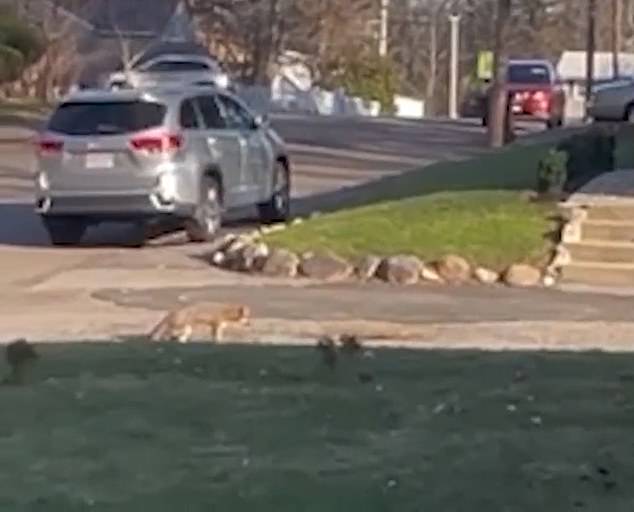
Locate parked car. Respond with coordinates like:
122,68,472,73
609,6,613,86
481,59,566,129
34,85,291,246
107,54,232,91
587,77,634,122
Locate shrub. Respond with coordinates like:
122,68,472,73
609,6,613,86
557,126,616,192
537,149,568,197
320,54,398,114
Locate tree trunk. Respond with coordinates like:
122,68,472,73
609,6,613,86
487,0,512,148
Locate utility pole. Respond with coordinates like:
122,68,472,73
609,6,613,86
448,14,461,119
612,0,622,79
379,0,389,57
585,0,596,120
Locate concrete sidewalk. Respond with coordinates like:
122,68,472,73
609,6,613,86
3,273,634,351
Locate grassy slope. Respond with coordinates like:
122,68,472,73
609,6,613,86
270,141,559,270
269,191,554,270
1,343,633,511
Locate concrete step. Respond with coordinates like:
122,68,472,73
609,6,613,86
582,220,634,242
585,204,634,222
561,261,634,286
567,240,634,264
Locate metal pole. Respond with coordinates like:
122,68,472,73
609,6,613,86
585,0,596,120
612,0,622,78
379,0,389,57
449,15,460,119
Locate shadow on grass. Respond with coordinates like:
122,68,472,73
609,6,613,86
1,342,633,510
291,141,555,217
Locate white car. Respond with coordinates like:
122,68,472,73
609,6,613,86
588,77,634,122
108,54,231,91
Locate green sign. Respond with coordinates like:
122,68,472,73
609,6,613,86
477,51,494,80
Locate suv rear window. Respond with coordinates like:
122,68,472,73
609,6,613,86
48,101,166,136
508,64,551,84
145,61,211,72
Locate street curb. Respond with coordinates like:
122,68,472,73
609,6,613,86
0,137,32,146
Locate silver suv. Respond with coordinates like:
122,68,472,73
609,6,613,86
34,86,291,246
108,54,232,91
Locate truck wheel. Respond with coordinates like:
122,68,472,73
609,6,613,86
258,160,290,224
42,216,87,246
185,176,223,243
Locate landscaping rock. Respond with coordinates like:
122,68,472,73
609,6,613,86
503,264,542,288
474,267,499,285
211,251,225,266
223,235,250,257
561,221,582,244
260,249,300,277
355,255,382,281
542,273,557,288
260,223,287,235
376,255,423,285
204,233,238,265
549,245,571,270
435,254,471,284
239,242,270,272
299,253,352,281
420,265,444,283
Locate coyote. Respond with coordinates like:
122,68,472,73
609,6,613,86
149,303,250,343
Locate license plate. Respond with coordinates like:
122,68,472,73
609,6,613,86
85,153,114,169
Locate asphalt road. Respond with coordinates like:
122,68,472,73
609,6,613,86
0,114,528,247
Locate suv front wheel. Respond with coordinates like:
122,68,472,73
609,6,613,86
258,160,290,224
185,175,223,243
42,216,87,246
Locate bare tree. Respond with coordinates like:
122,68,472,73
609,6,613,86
487,0,512,148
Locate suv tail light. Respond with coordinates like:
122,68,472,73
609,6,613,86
35,137,64,155
129,130,183,155
531,90,550,102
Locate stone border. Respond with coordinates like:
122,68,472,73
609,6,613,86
543,203,583,284
205,219,563,289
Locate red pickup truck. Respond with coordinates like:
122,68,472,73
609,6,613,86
481,59,566,129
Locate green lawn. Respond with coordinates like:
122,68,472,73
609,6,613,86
271,190,555,270
1,342,634,510
269,140,561,270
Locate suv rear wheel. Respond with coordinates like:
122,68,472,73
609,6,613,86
185,175,222,243
258,160,290,224
42,216,87,246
